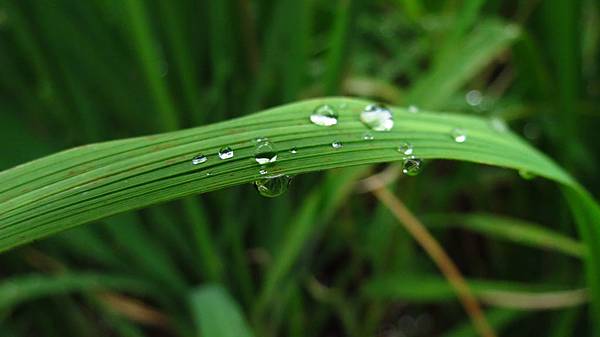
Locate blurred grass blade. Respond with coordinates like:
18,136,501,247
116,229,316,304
0,273,153,311
190,284,254,337
423,213,586,258
408,20,520,108
363,273,588,309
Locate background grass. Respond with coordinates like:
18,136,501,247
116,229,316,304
0,0,599,336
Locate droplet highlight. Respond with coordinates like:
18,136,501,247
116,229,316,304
218,147,234,160
290,147,298,154
191,154,208,165
363,132,374,140
254,174,293,198
451,128,467,143
310,104,339,126
360,104,394,131
331,141,343,149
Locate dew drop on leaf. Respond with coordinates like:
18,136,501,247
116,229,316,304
331,141,343,149
218,147,234,160
360,104,394,131
490,117,508,133
254,174,293,198
519,169,536,180
451,128,467,143
191,154,207,165
402,157,422,176
310,104,339,126
254,140,278,165
397,142,414,156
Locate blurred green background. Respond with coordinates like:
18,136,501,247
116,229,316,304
0,0,599,336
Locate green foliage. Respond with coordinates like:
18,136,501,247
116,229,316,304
0,1,599,337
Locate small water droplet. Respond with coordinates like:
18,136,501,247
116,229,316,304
451,128,467,143
402,157,423,176
254,174,293,198
465,90,483,106
408,105,419,113
310,104,339,126
363,132,374,140
206,172,212,177
490,117,508,132
290,147,298,154
255,136,269,143
519,169,536,180
331,141,343,149
218,147,234,160
254,141,278,165
397,142,414,156
360,104,394,131
259,169,268,175
191,154,208,165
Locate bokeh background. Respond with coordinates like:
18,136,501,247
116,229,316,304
0,0,599,336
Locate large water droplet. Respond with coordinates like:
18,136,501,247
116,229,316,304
191,154,208,165
408,105,419,113
310,104,339,126
360,104,394,131
331,141,343,149
451,128,467,143
402,157,423,176
254,174,293,198
397,142,414,156
254,141,278,165
218,147,234,160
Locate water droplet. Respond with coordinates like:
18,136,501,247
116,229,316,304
290,147,298,154
331,141,343,149
360,104,394,131
451,128,467,143
465,90,483,106
259,169,268,175
408,105,419,113
206,172,212,177
218,147,234,160
255,136,269,143
490,117,508,132
254,174,293,198
191,154,208,165
254,141,278,165
310,104,339,126
402,157,422,176
519,169,536,180
397,142,414,156
362,132,374,140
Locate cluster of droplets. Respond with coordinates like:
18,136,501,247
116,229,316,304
191,101,480,197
